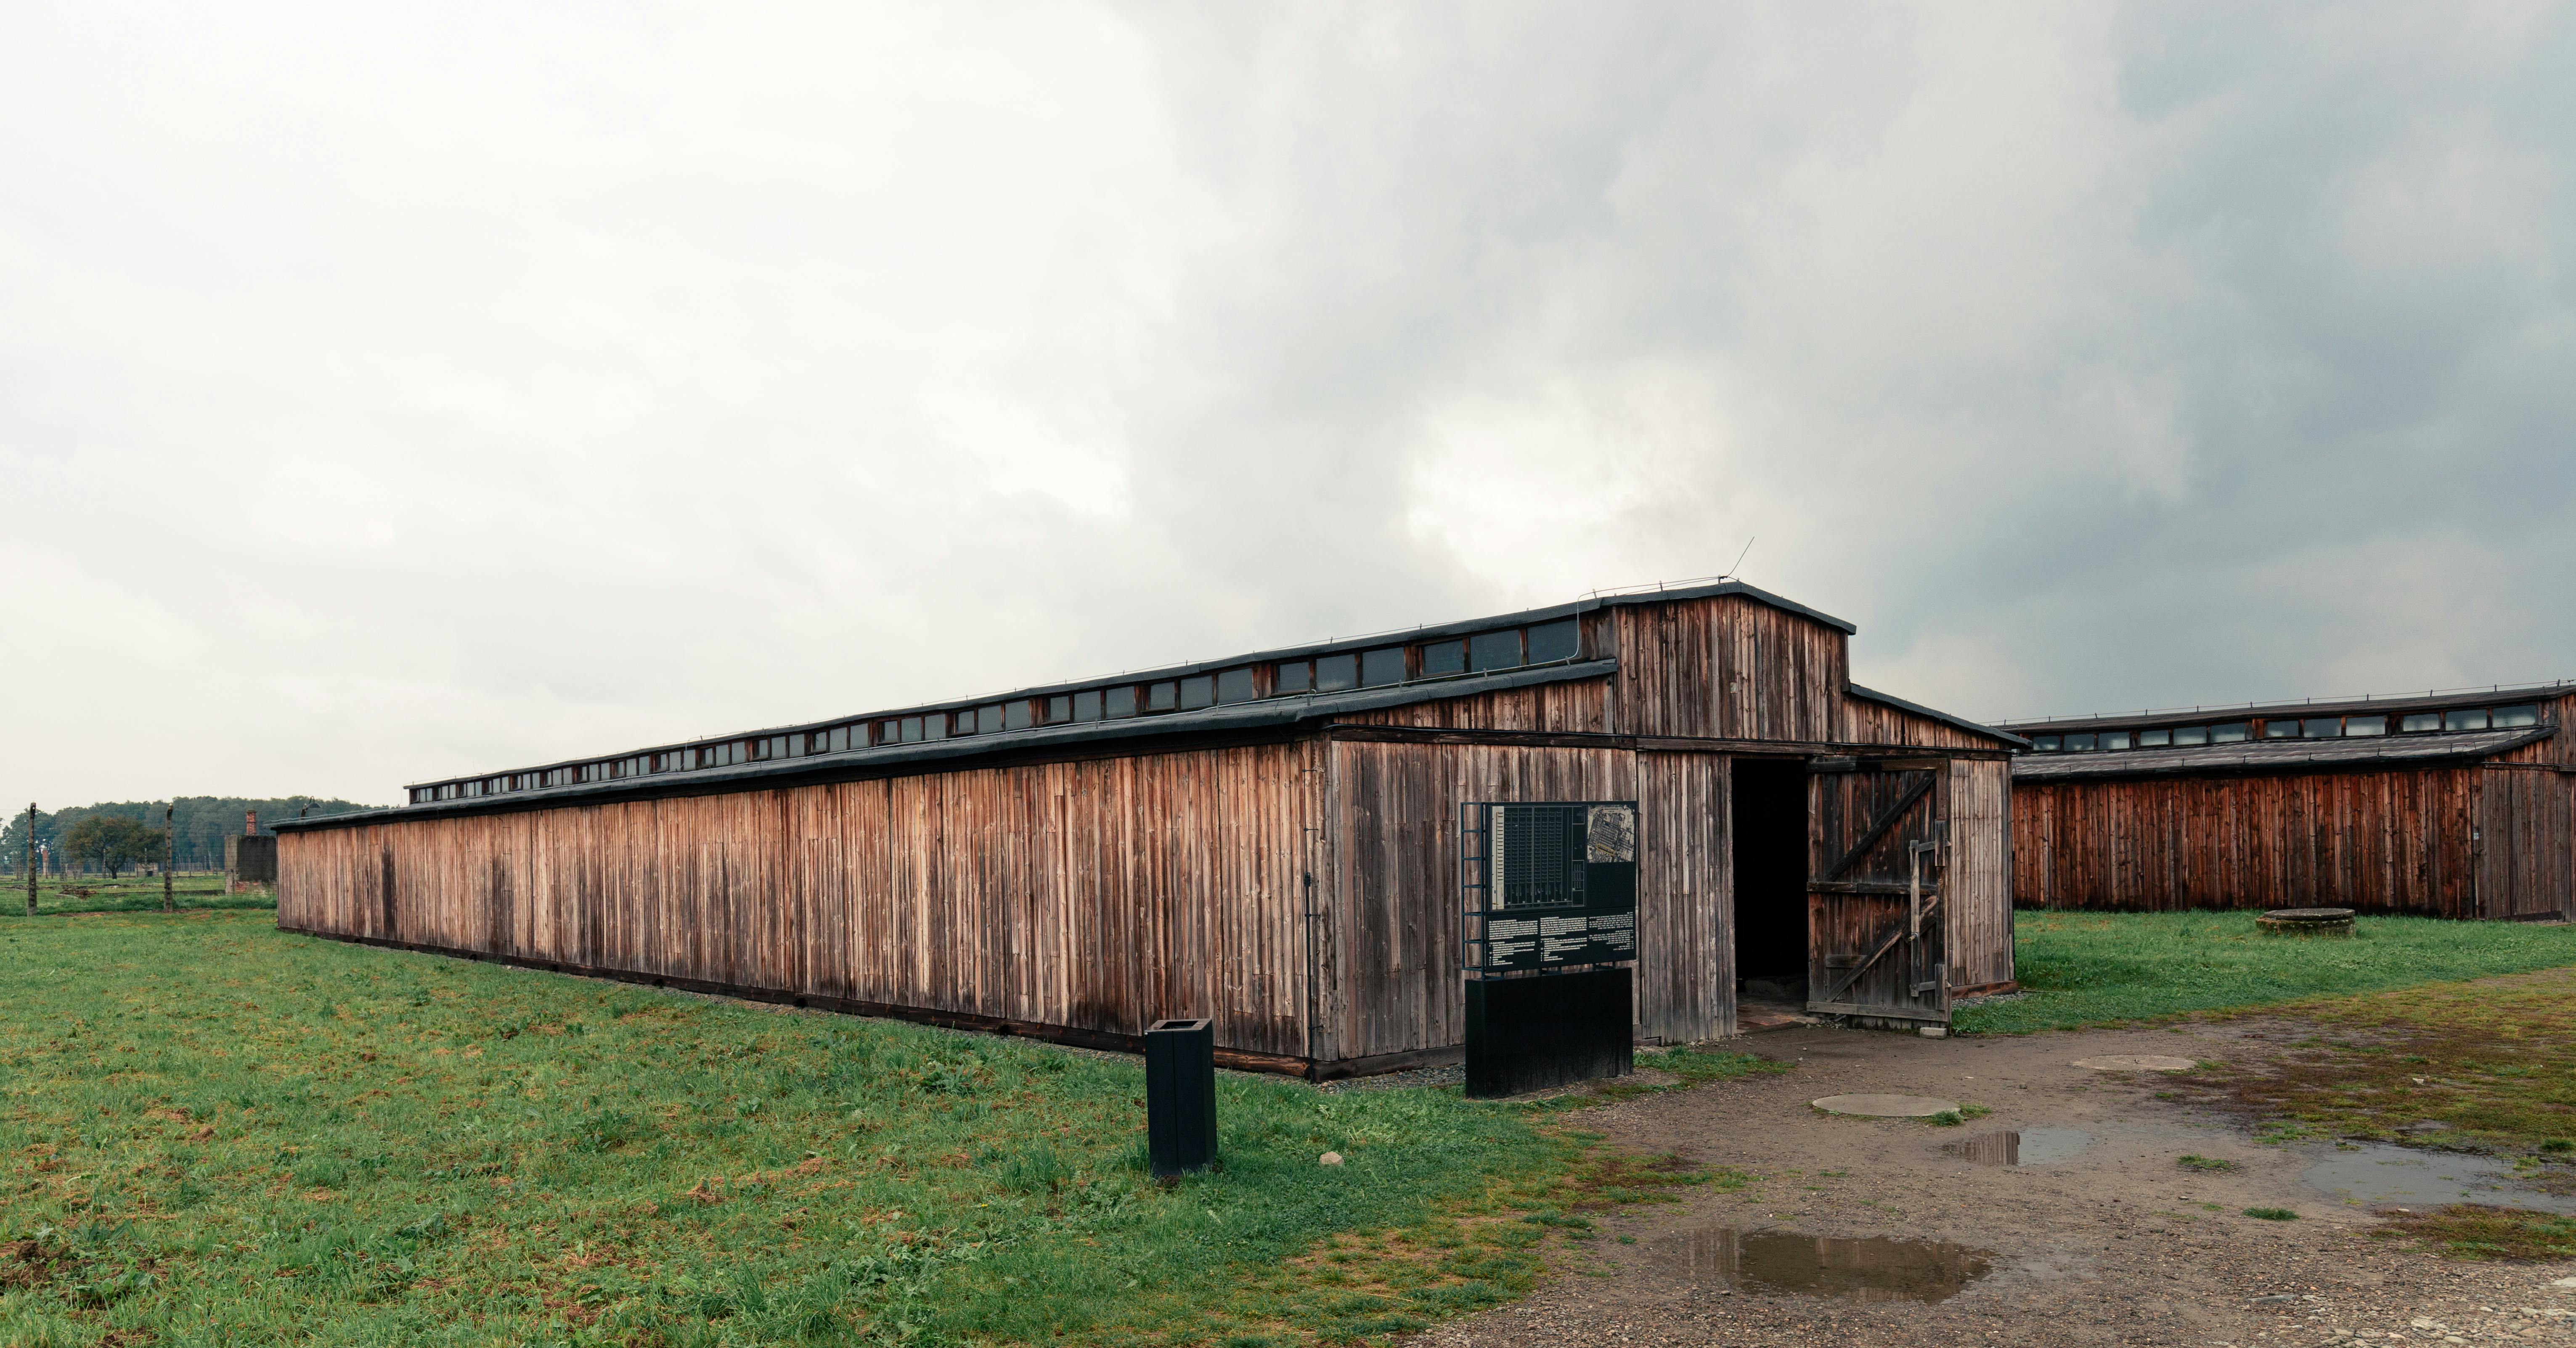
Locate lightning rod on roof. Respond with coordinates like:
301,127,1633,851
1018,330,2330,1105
1724,536,1756,580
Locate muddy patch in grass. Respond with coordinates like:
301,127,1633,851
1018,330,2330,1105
0,1237,77,1291
2303,1142,2576,1215
2163,967,2576,1261
2176,968,2576,1158
2370,1205,2576,1261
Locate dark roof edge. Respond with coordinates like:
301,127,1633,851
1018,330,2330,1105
2011,726,2555,781
1847,683,2029,748
291,659,1622,832
1997,681,2576,734
405,580,1855,791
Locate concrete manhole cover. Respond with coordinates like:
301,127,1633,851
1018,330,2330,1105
2072,1055,2199,1072
1812,1094,1959,1118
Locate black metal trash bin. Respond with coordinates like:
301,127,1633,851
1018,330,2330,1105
1144,1017,1216,1177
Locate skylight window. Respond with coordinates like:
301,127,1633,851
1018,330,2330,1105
1468,630,1522,672
1526,619,1579,663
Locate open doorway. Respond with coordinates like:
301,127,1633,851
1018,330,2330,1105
1731,757,1810,1012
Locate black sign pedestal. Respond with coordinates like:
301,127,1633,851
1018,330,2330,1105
1465,967,1633,1099
1460,801,1640,1099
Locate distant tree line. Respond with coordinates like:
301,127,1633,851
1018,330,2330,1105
1,797,379,875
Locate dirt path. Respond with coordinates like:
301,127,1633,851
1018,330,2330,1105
1411,1021,2576,1347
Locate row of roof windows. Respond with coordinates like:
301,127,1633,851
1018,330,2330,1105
413,619,1584,804
2027,703,2541,754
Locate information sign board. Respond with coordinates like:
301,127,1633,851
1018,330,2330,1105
1461,801,1639,974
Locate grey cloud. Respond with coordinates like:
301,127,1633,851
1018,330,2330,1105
3,1,2569,805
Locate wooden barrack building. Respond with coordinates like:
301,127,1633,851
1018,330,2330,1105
276,582,2022,1076
2000,684,2575,919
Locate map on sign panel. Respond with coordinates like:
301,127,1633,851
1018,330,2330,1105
1465,801,1639,973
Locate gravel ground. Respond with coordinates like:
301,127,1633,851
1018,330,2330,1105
1407,1020,2576,1347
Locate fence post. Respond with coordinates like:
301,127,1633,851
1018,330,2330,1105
163,805,175,913
22,803,34,916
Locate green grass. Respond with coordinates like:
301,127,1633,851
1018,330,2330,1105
2242,1207,2298,1221
5,874,268,917
1954,910,2576,1035
2373,1206,2576,1260
0,910,1752,1346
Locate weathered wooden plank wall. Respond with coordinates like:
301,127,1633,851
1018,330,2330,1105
1636,751,1731,1041
280,743,1319,1059
1614,596,1845,740
2479,734,2570,919
1338,681,1611,733
2479,767,2575,920
1840,697,1999,752
2011,767,2482,915
1317,739,1641,1062
1945,758,2014,988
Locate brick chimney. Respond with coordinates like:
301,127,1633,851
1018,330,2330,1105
245,810,257,836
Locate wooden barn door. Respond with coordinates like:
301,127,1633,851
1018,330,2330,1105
1806,757,1950,1025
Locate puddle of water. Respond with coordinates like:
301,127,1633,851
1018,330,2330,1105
2301,1143,2576,1214
1651,1227,1992,1303
1949,1126,2092,1167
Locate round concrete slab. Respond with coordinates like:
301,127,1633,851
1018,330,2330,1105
2072,1054,2199,1072
1811,1093,1959,1118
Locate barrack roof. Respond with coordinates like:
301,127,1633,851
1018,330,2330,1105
1994,680,2574,735
2012,725,2552,781
400,579,1855,794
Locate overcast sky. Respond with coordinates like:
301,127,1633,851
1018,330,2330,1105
5,2,2572,808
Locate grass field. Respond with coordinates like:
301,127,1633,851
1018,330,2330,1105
4,874,272,917
1955,909,2576,1035
0,909,1763,1346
